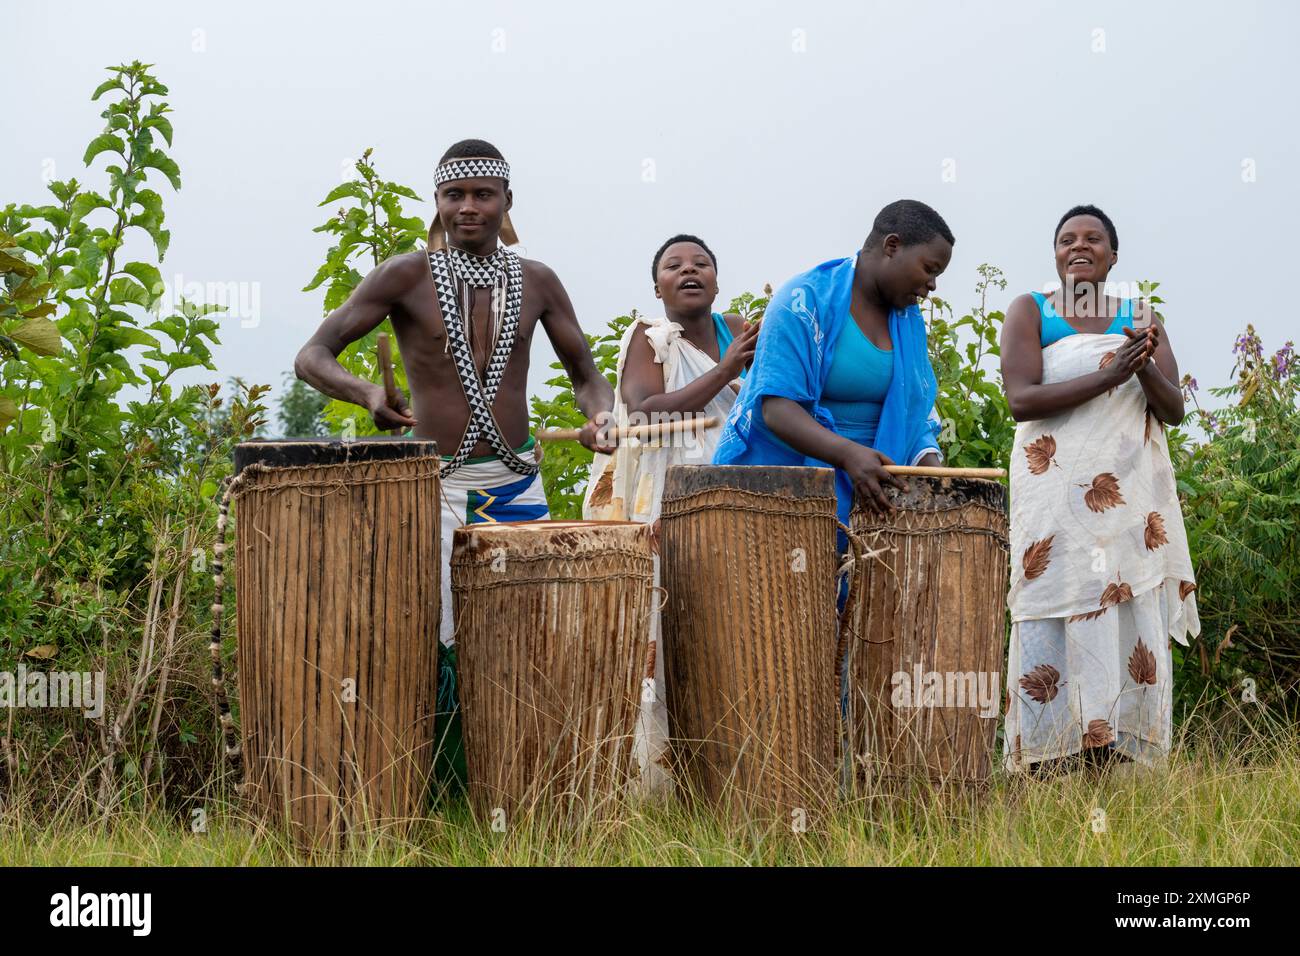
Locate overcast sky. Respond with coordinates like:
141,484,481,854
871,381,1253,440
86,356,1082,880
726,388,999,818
6,0,1296,426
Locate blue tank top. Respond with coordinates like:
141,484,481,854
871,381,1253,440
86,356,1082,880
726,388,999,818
709,312,750,380
770,315,892,453
821,317,892,447
1033,292,1133,347
712,311,733,354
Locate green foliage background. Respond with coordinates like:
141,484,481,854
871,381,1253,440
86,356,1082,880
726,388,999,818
1,63,269,812
302,148,425,438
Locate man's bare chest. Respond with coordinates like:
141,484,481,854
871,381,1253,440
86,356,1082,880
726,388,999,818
395,283,542,379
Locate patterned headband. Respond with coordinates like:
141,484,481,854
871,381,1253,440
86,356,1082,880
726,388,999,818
434,156,511,186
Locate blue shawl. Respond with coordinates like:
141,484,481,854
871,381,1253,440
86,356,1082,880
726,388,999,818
712,253,943,524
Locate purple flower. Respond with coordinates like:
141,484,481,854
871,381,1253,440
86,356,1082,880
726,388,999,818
1233,325,1264,362
1199,410,1227,438
1180,374,1199,401
1272,342,1294,379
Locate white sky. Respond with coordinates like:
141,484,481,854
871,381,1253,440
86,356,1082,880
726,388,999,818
5,0,1296,423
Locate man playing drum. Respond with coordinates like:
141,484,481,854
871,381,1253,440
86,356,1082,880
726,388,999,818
294,138,615,790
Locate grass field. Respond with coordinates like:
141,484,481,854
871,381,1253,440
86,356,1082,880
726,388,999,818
4,728,1296,867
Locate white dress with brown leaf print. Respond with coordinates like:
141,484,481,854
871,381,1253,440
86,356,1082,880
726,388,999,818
1004,331,1200,769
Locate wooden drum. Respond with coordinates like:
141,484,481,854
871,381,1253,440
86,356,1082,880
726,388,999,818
659,465,840,819
451,520,654,821
841,476,1009,788
230,438,441,843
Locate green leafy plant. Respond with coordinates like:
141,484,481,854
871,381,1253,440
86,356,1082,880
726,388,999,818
528,312,635,519
1169,325,1299,722
0,62,268,815
727,284,772,324
923,264,1015,471
302,148,426,437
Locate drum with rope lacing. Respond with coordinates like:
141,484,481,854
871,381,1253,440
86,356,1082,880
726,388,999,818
212,438,441,845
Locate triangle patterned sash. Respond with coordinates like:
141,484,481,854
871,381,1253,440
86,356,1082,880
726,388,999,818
427,248,538,477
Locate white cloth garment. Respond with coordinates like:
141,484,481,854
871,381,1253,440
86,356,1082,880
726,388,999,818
583,314,740,795
1004,331,1200,770
438,445,549,647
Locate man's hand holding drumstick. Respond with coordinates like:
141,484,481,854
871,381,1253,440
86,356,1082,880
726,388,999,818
578,411,618,456
371,333,417,434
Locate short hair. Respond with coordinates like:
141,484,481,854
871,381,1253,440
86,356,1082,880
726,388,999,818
440,138,505,163
438,139,509,185
651,234,717,281
1054,204,1118,250
864,200,955,250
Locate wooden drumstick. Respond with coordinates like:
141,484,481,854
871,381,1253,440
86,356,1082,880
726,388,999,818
536,415,720,444
377,332,403,437
885,465,1006,479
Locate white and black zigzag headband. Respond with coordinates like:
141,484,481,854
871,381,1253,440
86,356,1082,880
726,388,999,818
434,157,510,186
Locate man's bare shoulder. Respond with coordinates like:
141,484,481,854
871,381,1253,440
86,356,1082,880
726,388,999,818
343,250,430,307
519,256,560,286
519,256,568,311
380,249,431,289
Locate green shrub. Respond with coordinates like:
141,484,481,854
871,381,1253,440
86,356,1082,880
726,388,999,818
924,264,1015,471
528,312,634,520
302,148,426,438
0,62,267,815
1169,325,1299,722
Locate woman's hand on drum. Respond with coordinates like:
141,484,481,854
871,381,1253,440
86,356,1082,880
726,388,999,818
840,444,906,512
367,383,417,432
578,410,618,455
719,321,760,378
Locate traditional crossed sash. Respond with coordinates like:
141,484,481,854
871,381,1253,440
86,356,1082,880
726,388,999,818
428,245,538,477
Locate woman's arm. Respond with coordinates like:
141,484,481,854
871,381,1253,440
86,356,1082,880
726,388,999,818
621,322,758,416
762,396,904,510
1000,293,1151,422
1129,304,1184,425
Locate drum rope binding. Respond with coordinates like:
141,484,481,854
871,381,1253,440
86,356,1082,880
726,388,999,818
833,504,1010,678
211,474,243,769
661,486,839,522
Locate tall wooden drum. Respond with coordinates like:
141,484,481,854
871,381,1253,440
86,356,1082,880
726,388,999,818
230,438,440,844
659,465,840,820
451,520,654,821
842,476,1009,788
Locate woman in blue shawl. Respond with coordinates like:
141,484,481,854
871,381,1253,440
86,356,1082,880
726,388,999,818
713,200,955,525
